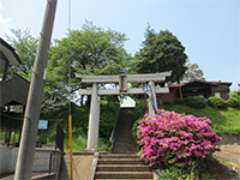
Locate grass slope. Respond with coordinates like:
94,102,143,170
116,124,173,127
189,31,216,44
163,104,240,135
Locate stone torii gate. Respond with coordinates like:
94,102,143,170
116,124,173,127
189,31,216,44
76,72,171,150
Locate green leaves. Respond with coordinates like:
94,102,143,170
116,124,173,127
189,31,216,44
7,29,38,79
133,28,188,82
47,24,129,87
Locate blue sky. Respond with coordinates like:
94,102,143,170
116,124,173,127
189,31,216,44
0,0,239,89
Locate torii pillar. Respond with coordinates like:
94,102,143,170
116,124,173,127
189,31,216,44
87,83,100,150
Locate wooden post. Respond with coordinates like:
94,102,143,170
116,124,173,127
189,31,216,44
14,0,57,179
87,83,100,150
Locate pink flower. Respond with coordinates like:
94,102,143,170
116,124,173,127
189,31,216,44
136,109,221,168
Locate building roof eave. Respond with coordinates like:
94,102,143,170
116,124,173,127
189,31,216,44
0,37,22,66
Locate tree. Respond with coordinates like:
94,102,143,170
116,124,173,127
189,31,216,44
133,27,188,82
183,62,205,81
6,29,59,112
7,24,130,111
7,29,38,79
47,23,130,137
47,22,129,89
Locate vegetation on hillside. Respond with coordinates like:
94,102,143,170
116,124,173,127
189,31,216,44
162,94,240,135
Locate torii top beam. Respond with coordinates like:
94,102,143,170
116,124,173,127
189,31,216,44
75,72,171,83
75,72,172,96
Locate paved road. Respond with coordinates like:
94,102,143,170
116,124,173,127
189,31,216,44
215,144,240,174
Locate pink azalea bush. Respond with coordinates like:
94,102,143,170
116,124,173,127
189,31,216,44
137,109,221,168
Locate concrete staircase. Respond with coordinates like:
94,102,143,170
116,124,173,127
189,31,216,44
95,153,153,180
112,108,137,153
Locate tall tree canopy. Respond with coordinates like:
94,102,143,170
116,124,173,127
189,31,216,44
7,29,38,78
47,23,129,87
7,23,130,111
8,23,130,89
46,23,129,136
133,28,188,82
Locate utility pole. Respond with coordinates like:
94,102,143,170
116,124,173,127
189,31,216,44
14,0,57,179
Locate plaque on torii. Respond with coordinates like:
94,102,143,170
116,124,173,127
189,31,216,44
75,72,171,150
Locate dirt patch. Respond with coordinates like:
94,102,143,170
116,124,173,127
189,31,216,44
214,144,240,175
221,135,240,145
186,143,240,179
198,157,239,180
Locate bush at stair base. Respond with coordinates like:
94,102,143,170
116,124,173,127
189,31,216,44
136,109,221,168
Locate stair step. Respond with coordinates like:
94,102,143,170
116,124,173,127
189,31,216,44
99,154,138,159
98,159,144,164
96,164,151,171
96,179,153,180
95,171,153,179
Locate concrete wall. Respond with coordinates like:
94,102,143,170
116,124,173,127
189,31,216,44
59,152,95,180
0,145,16,175
0,145,62,176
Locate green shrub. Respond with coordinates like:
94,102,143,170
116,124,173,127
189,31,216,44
97,138,111,152
227,91,240,109
158,164,196,180
208,96,227,109
64,135,87,151
132,99,147,137
227,97,240,109
183,96,207,109
174,99,185,105
230,90,240,101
